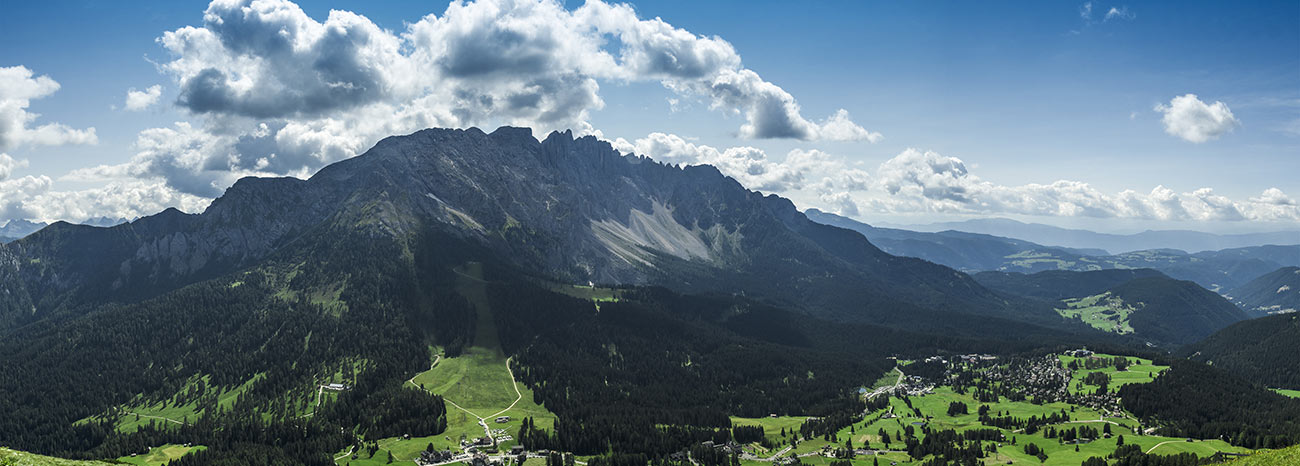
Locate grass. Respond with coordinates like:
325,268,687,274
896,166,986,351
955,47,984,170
92,373,264,433
1056,292,1135,334
541,282,622,303
729,415,813,449
1228,445,1300,466
115,444,206,466
391,262,558,458
1058,353,1168,395
0,448,116,466
845,382,1246,465
1271,388,1300,399
868,368,902,390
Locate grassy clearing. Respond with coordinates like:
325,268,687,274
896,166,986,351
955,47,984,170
115,444,206,466
1228,445,1300,466
0,448,117,466
413,348,517,417
730,415,811,448
1271,388,1300,399
868,368,902,390
1056,293,1134,334
541,282,622,303
399,262,558,456
99,373,264,433
1058,353,1168,395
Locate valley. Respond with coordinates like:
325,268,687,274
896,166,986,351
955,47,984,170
0,128,1295,466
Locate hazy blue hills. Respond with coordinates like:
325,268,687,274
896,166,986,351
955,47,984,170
889,217,1299,254
809,210,1300,291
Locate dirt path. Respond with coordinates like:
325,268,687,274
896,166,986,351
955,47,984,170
333,445,355,463
408,353,521,444
1145,440,1181,454
406,354,443,390
488,356,523,419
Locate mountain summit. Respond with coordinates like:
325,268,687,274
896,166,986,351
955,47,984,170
4,127,1072,335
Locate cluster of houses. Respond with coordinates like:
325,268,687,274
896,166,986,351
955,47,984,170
1066,348,1095,358
418,449,457,464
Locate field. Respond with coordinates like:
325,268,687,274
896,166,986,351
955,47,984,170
413,347,520,417
1056,293,1134,334
730,415,813,451
1058,353,1168,395
115,444,206,466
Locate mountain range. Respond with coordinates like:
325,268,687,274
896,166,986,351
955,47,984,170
0,128,1083,336
809,209,1300,292
886,217,1300,255
0,126,1292,463
0,127,1137,458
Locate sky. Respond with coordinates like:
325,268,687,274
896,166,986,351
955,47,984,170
0,0,1297,234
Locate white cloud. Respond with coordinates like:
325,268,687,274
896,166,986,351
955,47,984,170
124,85,163,111
105,0,880,207
1154,94,1240,143
0,66,98,151
1080,2,1094,20
0,153,28,180
613,132,806,191
853,148,1296,222
0,174,210,224
1104,6,1135,21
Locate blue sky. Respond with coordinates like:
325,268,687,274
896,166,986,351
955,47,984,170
0,0,1297,233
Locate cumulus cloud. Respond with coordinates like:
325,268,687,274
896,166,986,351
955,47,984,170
0,174,210,224
124,85,163,111
1154,94,1239,143
853,148,1297,222
612,132,806,191
106,0,880,208
611,132,871,219
0,66,98,151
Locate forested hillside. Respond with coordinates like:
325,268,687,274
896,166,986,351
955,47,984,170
1228,267,1300,316
1181,314,1300,389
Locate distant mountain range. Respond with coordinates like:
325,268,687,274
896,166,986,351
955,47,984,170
0,217,128,243
808,210,1300,292
0,219,47,242
886,217,1300,255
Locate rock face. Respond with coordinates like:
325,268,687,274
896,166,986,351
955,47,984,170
0,127,1060,331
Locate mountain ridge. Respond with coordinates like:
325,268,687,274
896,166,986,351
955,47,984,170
1,126,1087,337
887,217,1300,254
